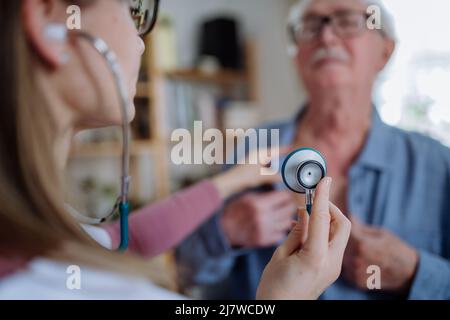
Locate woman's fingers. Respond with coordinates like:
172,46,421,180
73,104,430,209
278,207,309,257
328,202,352,254
303,177,332,254
255,145,292,181
297,208,309,246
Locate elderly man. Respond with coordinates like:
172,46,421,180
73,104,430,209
176,0,450,299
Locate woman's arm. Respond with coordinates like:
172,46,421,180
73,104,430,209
104,180,222,257
104,148,283,257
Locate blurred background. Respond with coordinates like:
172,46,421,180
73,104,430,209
65,0,450,291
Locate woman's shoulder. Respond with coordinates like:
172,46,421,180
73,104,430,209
0,258,185,300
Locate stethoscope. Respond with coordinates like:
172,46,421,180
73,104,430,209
48,1,159,251
46,25,132,251
73,32,132,251
281,148,327,214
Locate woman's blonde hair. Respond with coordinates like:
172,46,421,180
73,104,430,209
0,0,170,283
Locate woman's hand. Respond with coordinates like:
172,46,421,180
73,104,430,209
211,146,290,199
256,177,351,300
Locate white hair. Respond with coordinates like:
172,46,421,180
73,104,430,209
287,0,397,55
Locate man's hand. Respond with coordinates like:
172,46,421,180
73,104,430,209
221,191,296,248
342,215,419,294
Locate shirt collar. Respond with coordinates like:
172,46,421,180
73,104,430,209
281,106,392,171
352,109,392,171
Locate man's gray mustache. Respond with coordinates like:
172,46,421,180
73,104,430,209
310,47,351,65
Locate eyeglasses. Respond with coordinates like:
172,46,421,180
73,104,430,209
129,0,160,36
289,10,370,43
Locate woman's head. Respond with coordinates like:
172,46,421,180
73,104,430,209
0,0,156,270
23,0,146,128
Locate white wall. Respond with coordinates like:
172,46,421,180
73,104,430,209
159,0,305,123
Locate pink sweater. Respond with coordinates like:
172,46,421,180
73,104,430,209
0,180,222,277
104,180,222,256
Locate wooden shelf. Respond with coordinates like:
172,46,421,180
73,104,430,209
161,41,258,101
70,140,157,158
163,68,247,85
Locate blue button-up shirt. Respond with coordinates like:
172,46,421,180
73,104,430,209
176,108,450,300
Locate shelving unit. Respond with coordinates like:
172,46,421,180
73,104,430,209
162,41,258,103
153,40,259,190
165,69,246,84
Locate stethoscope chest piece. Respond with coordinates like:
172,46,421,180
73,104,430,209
281,148,327,213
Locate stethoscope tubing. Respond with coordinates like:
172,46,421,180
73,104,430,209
76,32,131,251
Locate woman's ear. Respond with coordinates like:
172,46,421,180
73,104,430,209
22,0,69,68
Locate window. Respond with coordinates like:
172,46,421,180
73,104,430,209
376,0,450,146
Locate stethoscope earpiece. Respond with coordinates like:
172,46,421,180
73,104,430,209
43,23,68,42
281,148,327,214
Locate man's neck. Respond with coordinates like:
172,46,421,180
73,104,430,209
296,91,373,176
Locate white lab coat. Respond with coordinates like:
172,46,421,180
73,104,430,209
0,226,185,300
